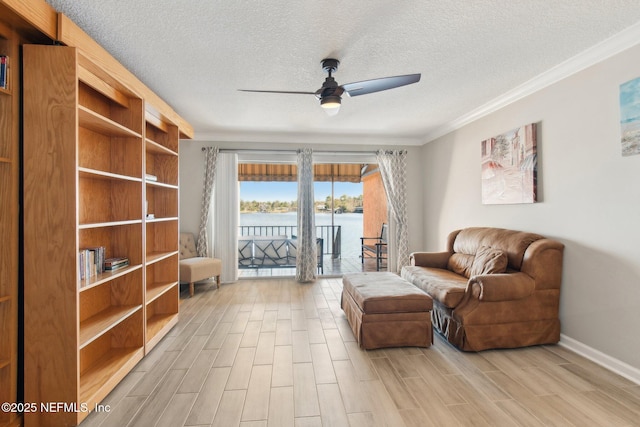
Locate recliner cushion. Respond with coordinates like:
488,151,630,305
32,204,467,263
401,266,467,308
469,246,508,277
447,253,474,278
453,227,543,270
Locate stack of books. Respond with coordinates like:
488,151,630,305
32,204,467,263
0,55,8,89
104,256,129,271
79,246,105,285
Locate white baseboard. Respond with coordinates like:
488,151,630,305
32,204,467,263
559,334,640,385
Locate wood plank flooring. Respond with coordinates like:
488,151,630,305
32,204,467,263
82,278,640,426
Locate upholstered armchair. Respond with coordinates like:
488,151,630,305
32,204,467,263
179,232,222,297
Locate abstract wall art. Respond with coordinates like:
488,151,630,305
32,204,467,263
481,123,537,205
620,76,640,157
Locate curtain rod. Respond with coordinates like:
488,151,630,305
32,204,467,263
200,147,404,155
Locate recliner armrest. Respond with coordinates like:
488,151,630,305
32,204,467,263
467,272,536,302
409,251,450,269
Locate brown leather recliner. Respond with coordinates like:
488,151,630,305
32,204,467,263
401,227,564,351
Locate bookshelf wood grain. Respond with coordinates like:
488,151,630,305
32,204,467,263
0,18,20,427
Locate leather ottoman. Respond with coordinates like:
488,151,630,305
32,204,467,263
341,272,433,350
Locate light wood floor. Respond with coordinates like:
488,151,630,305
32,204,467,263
82,278,640,427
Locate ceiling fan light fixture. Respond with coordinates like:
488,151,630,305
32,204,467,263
320,95,341,115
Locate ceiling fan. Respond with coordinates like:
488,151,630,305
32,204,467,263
239,58,421,116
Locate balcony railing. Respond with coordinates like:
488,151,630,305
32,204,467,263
239,225,341,258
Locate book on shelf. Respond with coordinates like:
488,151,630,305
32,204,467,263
78,246,105,285
105,261,129,271
0,55,7,89
145,173,158,182
104,256,129,271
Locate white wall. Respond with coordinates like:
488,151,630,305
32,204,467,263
178,140,424,259
421,44,640,372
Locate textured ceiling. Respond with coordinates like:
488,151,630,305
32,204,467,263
45,1,640,144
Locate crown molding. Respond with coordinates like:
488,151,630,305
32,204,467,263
192,129,424,146
422,20,640,144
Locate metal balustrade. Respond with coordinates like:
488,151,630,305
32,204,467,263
238,225,341,258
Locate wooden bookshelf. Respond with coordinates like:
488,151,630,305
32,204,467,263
0,20,20,427
22,35,190,423
23,44,147,426
144,113,180,352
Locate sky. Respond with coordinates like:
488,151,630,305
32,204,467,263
240,181,363,202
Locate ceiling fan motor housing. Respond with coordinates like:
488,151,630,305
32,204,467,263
321,58,340,74
317,59,342,104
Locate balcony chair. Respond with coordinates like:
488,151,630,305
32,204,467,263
179,232,222,297
360,223,388,271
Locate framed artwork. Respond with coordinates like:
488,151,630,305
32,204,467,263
620,76,640,156
481,123,537,205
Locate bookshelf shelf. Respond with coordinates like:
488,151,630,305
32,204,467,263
79,167,143,183
146,189,178,220
78,65,130,109
147,312,177,337
79,105,142,138
146,216,179,223
79,264,143,291
79,305,142,349
79,176,142,224
147,180,179,190
146,250,179,265
79,345,144,404
146,310,178,350
79,219,143,229
146,138,178,156
146,281,178,304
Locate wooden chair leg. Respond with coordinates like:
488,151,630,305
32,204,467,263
215,275,221,289
189,282,195,298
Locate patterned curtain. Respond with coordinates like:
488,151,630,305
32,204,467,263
296,148,317,282
376,150,409,273
210,152,239,283
197,147,219,257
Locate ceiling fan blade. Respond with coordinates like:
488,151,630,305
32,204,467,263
238,89,316,95
341,73,421,97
